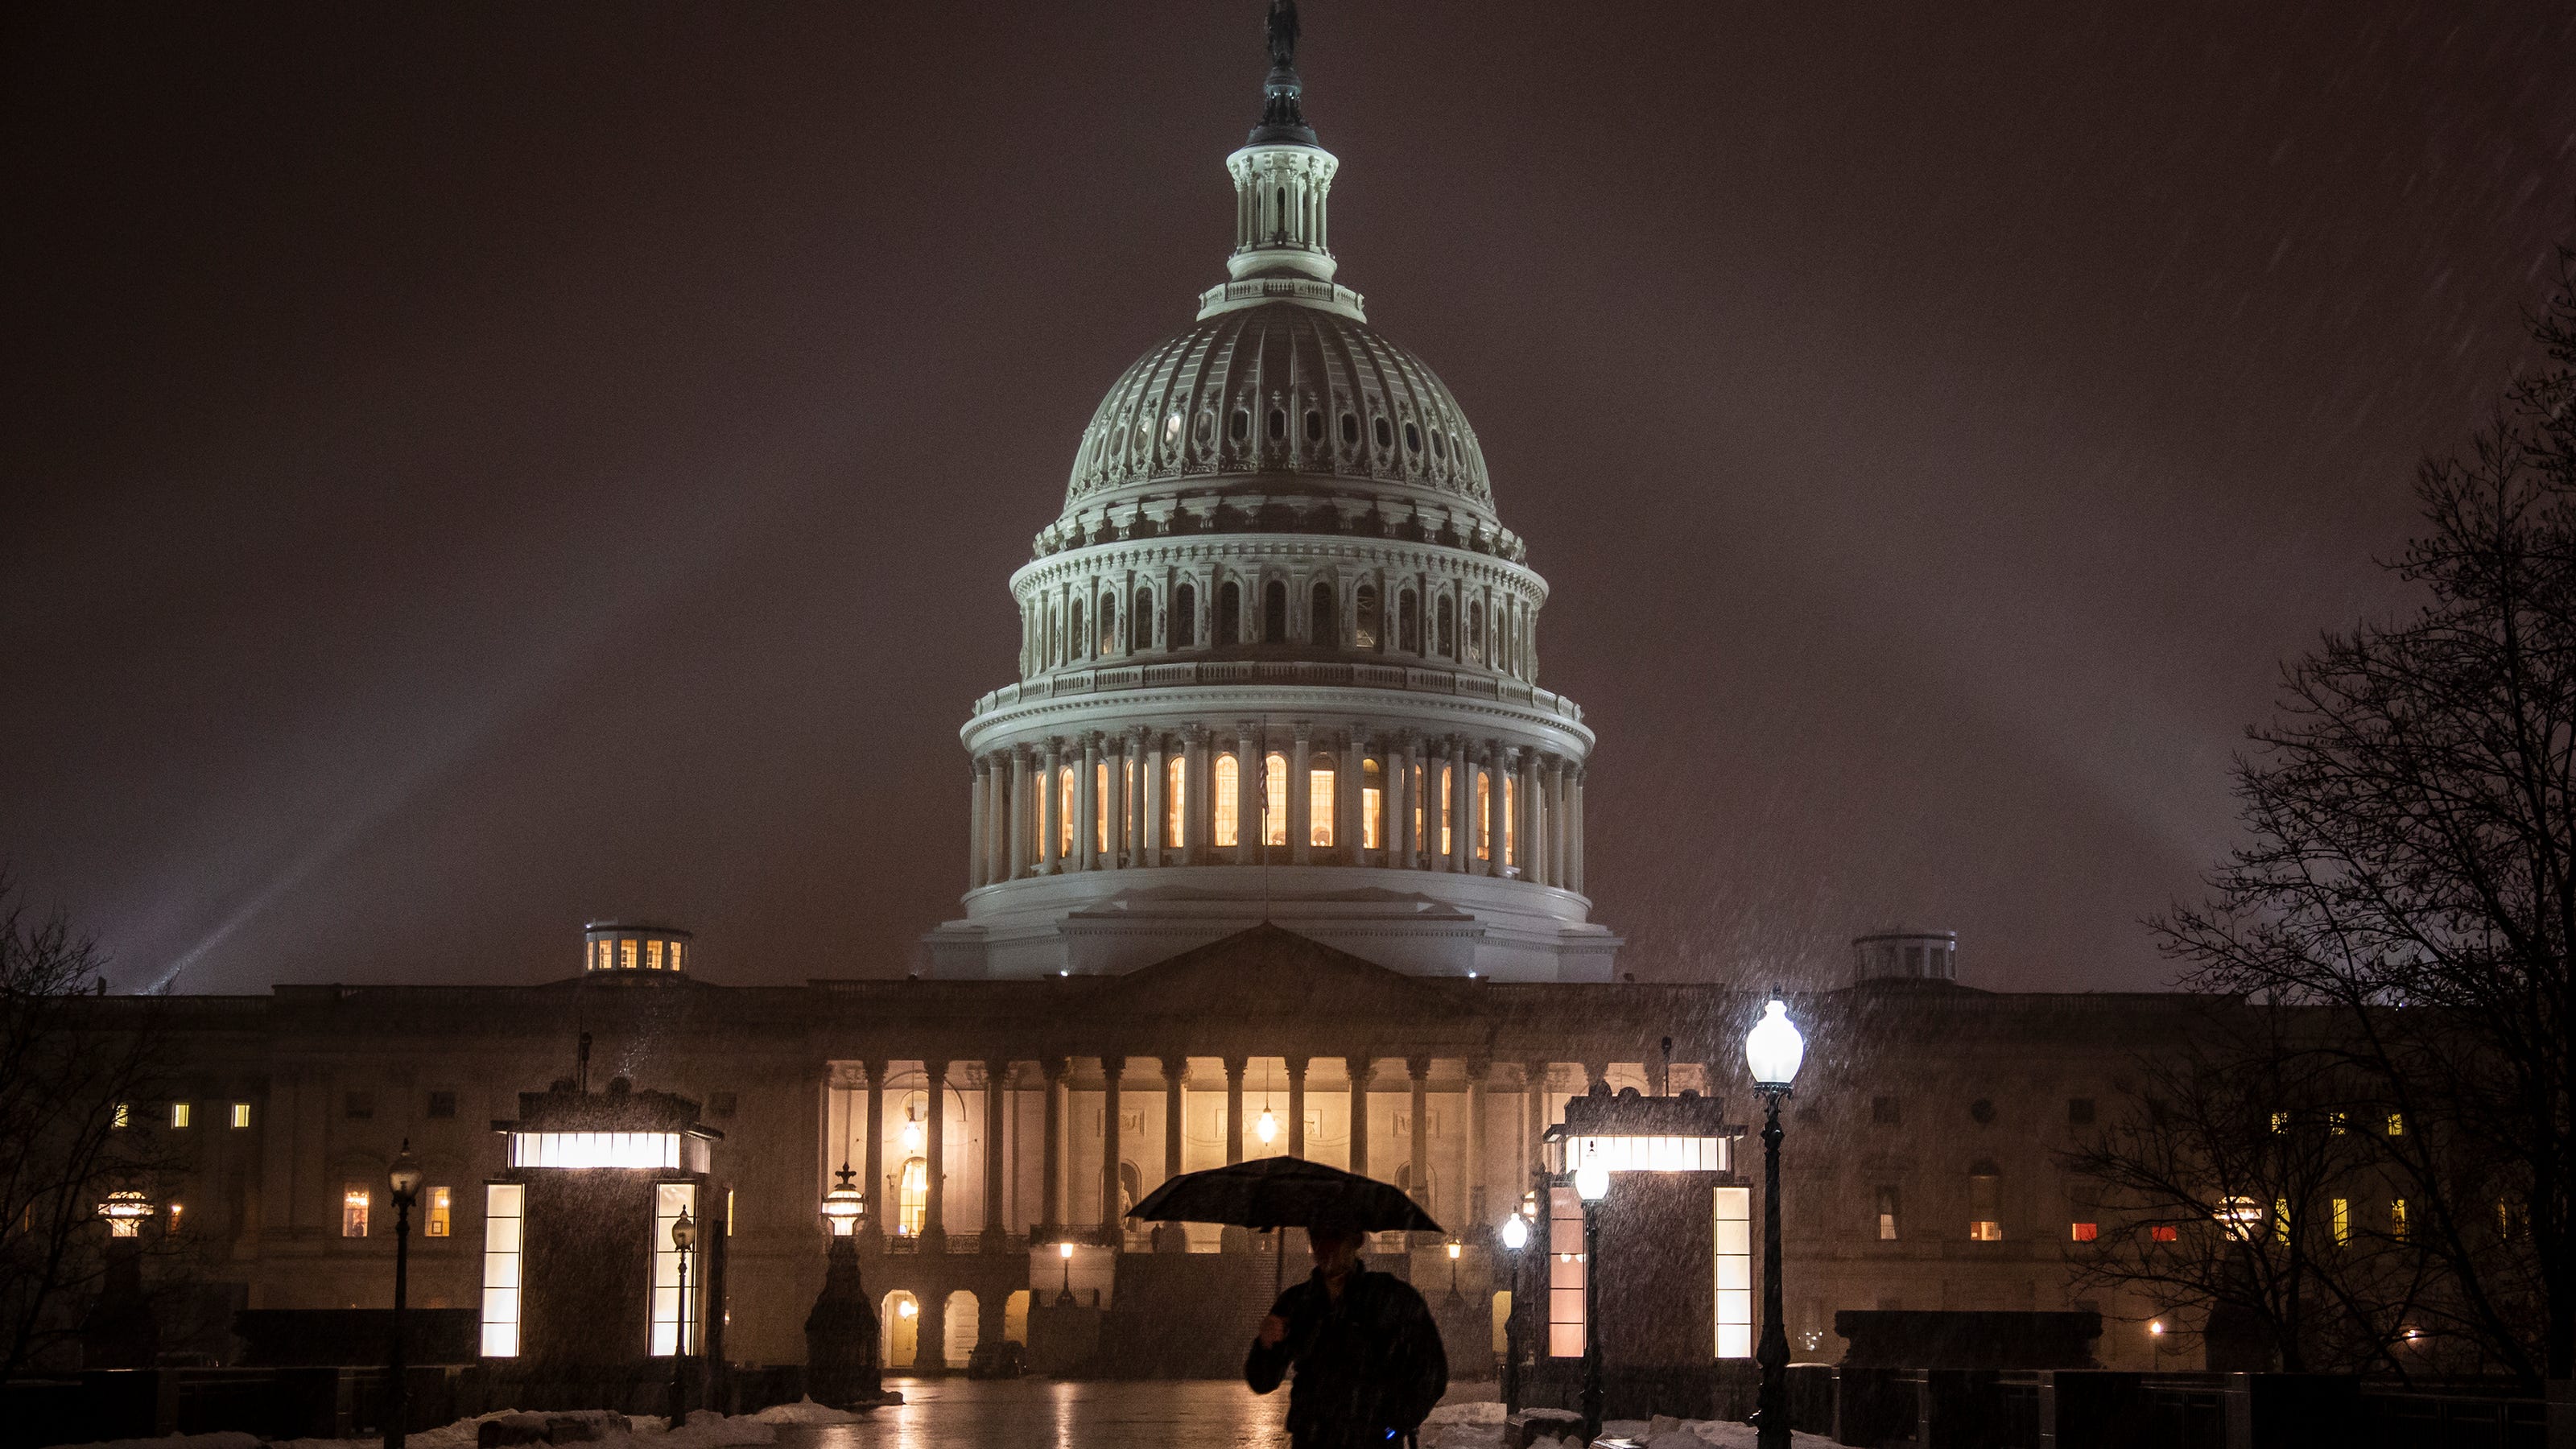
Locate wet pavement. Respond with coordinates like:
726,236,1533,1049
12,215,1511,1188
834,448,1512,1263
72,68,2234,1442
771,1377,1290,1449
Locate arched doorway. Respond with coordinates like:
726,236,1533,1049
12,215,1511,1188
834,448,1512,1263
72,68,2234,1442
1004,1289,1031,1345
881,1290,919,1368
943,1290,980,1369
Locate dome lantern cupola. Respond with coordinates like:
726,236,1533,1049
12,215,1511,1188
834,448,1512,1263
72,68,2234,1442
1201,1,1364,321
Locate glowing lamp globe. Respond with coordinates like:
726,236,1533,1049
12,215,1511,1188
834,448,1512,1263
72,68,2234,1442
1059,1241,1075,1260
820,1164,865,1236
671,1206,696,1253
901,1113,926,1153
1573,1142,1610,1203
1500,1213,1529,1251
1447,1240,1462,1260
1744,997,1805,1091
388,1141,424,1200
1256,1108,1279,1146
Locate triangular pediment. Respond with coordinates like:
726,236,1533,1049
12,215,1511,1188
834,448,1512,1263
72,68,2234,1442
1091,923,1468,1026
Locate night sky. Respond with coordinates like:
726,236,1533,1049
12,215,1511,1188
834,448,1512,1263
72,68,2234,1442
6,2,2572,996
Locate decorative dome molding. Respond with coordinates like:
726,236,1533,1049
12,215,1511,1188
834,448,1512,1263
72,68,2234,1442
1064,303,1495,520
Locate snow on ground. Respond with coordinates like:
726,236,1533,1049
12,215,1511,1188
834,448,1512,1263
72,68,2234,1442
1517,1414,1841,1449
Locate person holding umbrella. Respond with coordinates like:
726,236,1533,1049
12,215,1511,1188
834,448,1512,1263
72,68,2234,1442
1129,1157,1448,1448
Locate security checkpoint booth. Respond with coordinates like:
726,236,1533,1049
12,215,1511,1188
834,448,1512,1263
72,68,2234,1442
479,1076,727,1385
1523,1084,1754,1422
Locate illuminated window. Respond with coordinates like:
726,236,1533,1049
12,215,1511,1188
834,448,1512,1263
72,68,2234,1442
231,1103,252,1129
1439,765,1454,855
1713,1186,1751,1359
1214,754,1241,848
1059,767,1075,855
1265,753,1289,846
621,939,638,971
2391,1198,2408,1241
2332,1198,2350,1244
2270,1111,2289,1134
1547,1187,1585,1358
593,939,611,972
1356,585,1380,650
343,1187,371,1239
2329,1111,2349,1135
898,1158,928,1237
1876,1186,1900,1241
1309,762,1335,847
1968,1165,2000,1241
1097,762,1110,852
2070,1222,2098,1242
112,1103,129,1129
1476,770,1492,860
1166,755,1187,847
482,1183,523,1356
1312,581,1336,648
650,1183,700,1356
647,939,664,970
2274,1199,2291,1243
1503,775,1516,864
171,1102,191,1129
1412,763,1425,847
167,1203,183,1235
2150,1225,2179,1243
668,941,683,972
1362,760,1383,848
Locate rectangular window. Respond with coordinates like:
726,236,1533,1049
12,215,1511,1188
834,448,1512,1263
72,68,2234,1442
1876,1186,1900,1241
1214,756,1240,848
2329,1111,2349,1135
650,1182,700,1356
1060,766,1076,855
621,939,638,971
2332,1197,2351,1245
2070,1222,2098,1242
2391,1198,2409,1241
1097,761,1111,852
1310,764,1335,847
426,1186,452,1237
112,1102,130,1129
1713,1186,1751,1359
647,939,664,970
427,1091,457,1119
2387,1112,2405,1137
2270,1110,2290,1134
1166,756,1187,848
1362,764,1383,849
1264,753,1289,847
481,1183,524,1356
1547,1186,1585,1358
2067,1097,2095,1126
1503,775,1516,865
231,1102,253,1129
171,1102,191,1129
1475,770,1492,860
2274,1199,2291,1244
1413,764,1426,848
2151,1224,2178,1243
1872,1096,1901,1126
343,1187,371,1238
1968,1173,2000,1241
1439,766,1454,855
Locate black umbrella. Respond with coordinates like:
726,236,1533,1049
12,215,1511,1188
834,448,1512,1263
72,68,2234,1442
1126,1155,1443,1234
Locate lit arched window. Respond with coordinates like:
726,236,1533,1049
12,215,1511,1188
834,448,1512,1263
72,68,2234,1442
1134,586,1154,650
1439,764,1454,855
1503,774,1516,865
1214,754,1241,848
1309,759,1335,848
1166,754,1187,847
1096,761,1110,852
1264,581,1288,644
1476,769,1492,861
1059,767,1076,857
1219,581,1242,643
1311,581,1336,648
1436,595,1455,659
898,1158,927,1237
1264,752,1289,846
1362,759,1384,848
1398,592,1420,653
1174,582,1196,650
1070,600,1086,662
1356,584,1381,650
1467,601,1484,665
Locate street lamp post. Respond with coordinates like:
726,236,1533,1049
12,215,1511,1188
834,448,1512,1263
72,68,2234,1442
1445,1239,1463,1302
1574,1145,1609,1441
1744,996,1806,1449
1497,1207,1530,1411
384,1142,422,1449
807,1162,880,1406
1057,1239,1076,1306
669,1206,697,1429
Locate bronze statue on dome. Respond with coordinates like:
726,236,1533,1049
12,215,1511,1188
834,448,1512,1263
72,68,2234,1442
1267,0,1299,72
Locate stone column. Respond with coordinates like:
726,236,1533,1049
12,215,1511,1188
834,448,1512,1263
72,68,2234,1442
1040,739,1063,874
1183,726,1208,866
1513,749,1536,881
1290,722,1313,865
1125,727,1149,866
1008,748,1030,879
1487,745,1512,878
1406,1057,1430,1210
982,1060,1009,1249
1158,1055,1187,1253
1452,737,1475,873
968,759,989,889
1144,734,1167,861
1466,1059,1489,1229
1541,758,1564,888
1040,1058,1066,1241
1571,766,1587,894
1430,740,1454,873
1343,728,1368,864
862,1060,886,1249
1224,1057,1247,1166
1078,733,1102,871
1348,1055,1373,1180
922,1059,949,1249
1396,734,1418,868
1286,1056,1309,1159
1236,724,1260,865
1100,1055,1126,1249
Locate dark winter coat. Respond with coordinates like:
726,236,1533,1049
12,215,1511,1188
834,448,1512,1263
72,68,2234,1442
1244,1262,1449,1449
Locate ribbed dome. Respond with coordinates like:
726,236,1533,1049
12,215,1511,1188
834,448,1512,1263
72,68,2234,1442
1065,303,1494,520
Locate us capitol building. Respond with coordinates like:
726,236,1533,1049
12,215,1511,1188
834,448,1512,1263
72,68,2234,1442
127,21,2214,1386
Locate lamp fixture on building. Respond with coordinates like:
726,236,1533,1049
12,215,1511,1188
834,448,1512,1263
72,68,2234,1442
384,1141,423,1449
1744,995,1806,1449
900,1105,925,1154
668,1207,696,1427
807,1160,881,1408
1057,1239,1076,1306
1257,1104,1279,1146
97,1191,151,1239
